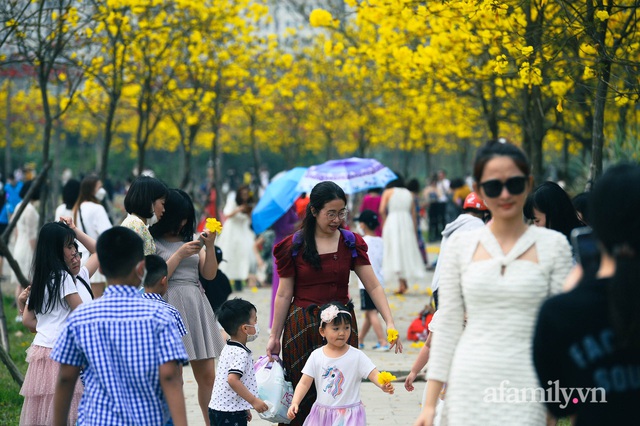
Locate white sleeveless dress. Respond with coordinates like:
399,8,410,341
381,187,426,286
427,226,573,425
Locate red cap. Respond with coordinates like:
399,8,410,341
463,192,488,211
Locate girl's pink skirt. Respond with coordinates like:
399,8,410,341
19,345,83,426
303,401,366,426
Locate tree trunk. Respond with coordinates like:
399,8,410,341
4,79,12,179
324,130,333,161
250,112,261,173
589,60,611,181
100,94,118,182
181,124,199,190
589,1,613,182
38,73,52,225
357,126,367,157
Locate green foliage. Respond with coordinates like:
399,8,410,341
0,295,33,426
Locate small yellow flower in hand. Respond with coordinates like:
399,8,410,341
205,218,223,234
377,371,397,385
387,328,399,344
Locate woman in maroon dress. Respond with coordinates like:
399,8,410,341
266,181,402,425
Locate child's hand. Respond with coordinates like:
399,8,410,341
251,398,268,414
287,403,299,419
246,409,252,422
382,382,395,394
405,371,417,392
17,285,30,312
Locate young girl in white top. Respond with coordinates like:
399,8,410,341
287,302,394,425
18,219,100,426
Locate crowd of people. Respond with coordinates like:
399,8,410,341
6,139,639,426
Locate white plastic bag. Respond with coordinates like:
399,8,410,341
254,355,293,424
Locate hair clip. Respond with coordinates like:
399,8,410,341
320,305,351,324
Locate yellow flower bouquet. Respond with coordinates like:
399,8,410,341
205,218,223,234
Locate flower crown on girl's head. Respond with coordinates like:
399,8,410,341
320,304,351,325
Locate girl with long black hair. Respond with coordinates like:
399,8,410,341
18,219,99,425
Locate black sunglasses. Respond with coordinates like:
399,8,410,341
479,176,528,198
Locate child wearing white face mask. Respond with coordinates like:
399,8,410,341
72,175,113,298
209,298,268,425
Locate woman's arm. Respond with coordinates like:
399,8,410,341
267,276,294,359
415,380,444,426
198,231,218,280
378,189,391,225
356,264,403,353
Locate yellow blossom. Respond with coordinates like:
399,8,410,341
205,218,223,234
387,328,399,343
595,10,609,21
377,371,397,385
309,9,334,27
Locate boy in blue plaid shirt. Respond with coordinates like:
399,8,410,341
52,227,189,426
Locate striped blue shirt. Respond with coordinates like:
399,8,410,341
51,285,189,425
141,292,188,337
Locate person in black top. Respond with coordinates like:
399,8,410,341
201,246,232,312
533,164,640,425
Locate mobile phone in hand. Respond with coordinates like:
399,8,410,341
198,232,207,247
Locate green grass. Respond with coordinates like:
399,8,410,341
0,295,33,426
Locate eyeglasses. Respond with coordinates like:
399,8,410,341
325,209,349,221
69,251,82,260
479,176,527,198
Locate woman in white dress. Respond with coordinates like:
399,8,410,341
11,181,40,306
216,185,256,291
415,140,573,426
72,175,112,298
379,177,427,294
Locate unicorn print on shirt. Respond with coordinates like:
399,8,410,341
322,366,345,398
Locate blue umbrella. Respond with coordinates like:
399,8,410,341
296,157,397,194
252,167,308,234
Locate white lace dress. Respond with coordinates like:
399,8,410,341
427,226,572,425
381,187,426,286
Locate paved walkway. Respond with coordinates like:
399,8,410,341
189,255,438,425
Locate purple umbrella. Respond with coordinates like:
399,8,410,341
296,157,397,194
